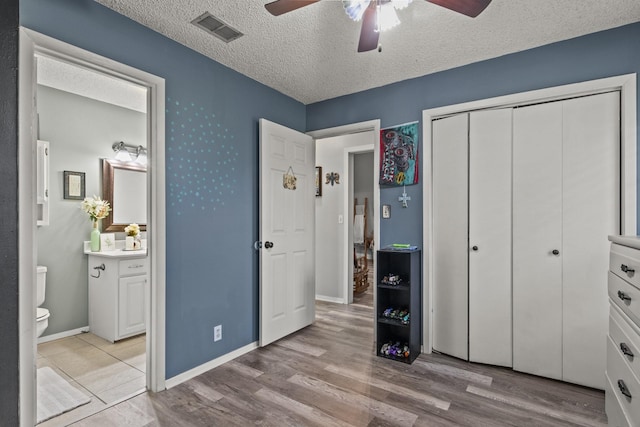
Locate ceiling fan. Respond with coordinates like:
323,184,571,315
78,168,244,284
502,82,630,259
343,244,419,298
265,0,492,52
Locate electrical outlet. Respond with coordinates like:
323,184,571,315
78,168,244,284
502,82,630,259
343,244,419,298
214,325,222,342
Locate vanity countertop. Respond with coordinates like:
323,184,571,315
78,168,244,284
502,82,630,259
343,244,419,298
83,241,147,258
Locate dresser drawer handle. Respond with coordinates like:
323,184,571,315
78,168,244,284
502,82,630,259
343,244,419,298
620,342,635,358
128,264,144,269
618,290,632,302
618,379,633,400
621,264,635,274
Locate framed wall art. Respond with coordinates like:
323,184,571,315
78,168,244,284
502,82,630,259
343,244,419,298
63,170,86,200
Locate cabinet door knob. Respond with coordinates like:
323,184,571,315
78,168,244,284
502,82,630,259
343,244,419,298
620,342,635,358
618,290,632,302
265,241,274,249
552,249,560,255
618,379,633,399
621,264,635,274
472,246,478,251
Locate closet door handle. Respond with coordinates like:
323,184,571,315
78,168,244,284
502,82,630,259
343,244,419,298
552,249,560,255
471,246,478,251
618,290,632,302
264,241,274,249
618,379,633,399
621,264,635,274
620,342,635,358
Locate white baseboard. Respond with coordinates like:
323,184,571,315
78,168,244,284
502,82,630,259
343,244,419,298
165,341,258,389
37,326,90,344
316,295,345,304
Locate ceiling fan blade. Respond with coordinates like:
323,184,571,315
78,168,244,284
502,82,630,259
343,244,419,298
264,0,321,16
357,6,379,52
426,0,492,18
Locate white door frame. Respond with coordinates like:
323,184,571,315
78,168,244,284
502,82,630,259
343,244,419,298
308,120,381,306
18,28,166,426
422,74,637,355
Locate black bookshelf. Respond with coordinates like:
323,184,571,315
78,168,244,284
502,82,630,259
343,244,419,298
376,249,421,364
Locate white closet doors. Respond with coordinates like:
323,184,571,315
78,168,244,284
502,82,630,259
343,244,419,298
512,101,564,381
562,92,619,387
432,109,512,365
432,113,469,361
468,109,513,367
513,92,620,389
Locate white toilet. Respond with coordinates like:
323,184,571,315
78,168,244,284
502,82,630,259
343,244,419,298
36,266,50,338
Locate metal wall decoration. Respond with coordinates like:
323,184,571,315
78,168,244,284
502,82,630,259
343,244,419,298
326,172,340,186
283,166,297,190
399,185,411,208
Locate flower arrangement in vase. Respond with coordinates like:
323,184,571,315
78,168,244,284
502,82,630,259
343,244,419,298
81,196,111,252
124,223,141,250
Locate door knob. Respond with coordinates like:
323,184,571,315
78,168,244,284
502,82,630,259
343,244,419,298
552,249,560,255
472,246,479,251
265,241,274,249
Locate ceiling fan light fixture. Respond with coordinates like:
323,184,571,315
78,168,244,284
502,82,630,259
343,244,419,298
343,0,371,21
391,0,413,10
376,2,401,32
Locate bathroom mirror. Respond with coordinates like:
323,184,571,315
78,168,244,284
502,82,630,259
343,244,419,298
102,159,147,232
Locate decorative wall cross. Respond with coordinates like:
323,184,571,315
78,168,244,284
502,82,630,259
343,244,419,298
399,185,411,208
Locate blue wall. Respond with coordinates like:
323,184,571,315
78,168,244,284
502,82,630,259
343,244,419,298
308,22,640,248
20,0,306,378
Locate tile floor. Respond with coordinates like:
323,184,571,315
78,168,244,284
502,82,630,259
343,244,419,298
37,332,146,426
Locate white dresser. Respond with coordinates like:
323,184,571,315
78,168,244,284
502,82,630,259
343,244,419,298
86,246,147,342
607,236,640,426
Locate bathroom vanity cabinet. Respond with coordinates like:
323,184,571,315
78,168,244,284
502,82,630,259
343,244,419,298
87,250,147,342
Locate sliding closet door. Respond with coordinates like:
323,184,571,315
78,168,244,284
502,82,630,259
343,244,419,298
512,102,564,380
432,113,469,360
562,92,619,388
468,109,512,367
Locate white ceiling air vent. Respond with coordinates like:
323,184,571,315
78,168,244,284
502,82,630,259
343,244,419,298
192,12,243,43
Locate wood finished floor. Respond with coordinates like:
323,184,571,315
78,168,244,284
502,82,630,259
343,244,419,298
70,300,607,426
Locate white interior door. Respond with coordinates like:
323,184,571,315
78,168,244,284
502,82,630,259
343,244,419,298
432,113,469,360
561,92,619,389
512,101,564,380
259,119,315,347
468,108,512,367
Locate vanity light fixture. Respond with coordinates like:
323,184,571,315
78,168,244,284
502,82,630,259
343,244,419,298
135,145,147,166
112,141,147,164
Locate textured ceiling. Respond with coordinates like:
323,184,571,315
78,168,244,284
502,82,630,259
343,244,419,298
95,0,640,105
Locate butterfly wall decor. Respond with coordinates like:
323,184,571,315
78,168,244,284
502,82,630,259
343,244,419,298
326,172,340,186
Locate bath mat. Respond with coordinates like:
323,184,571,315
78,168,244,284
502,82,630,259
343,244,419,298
37,367,91,423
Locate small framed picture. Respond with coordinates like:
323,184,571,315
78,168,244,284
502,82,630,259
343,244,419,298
63,171,85,200
315,166,322,197
100,233,116,251
382,204,391,219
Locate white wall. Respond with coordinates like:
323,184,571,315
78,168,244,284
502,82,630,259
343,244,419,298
315,132,373,302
